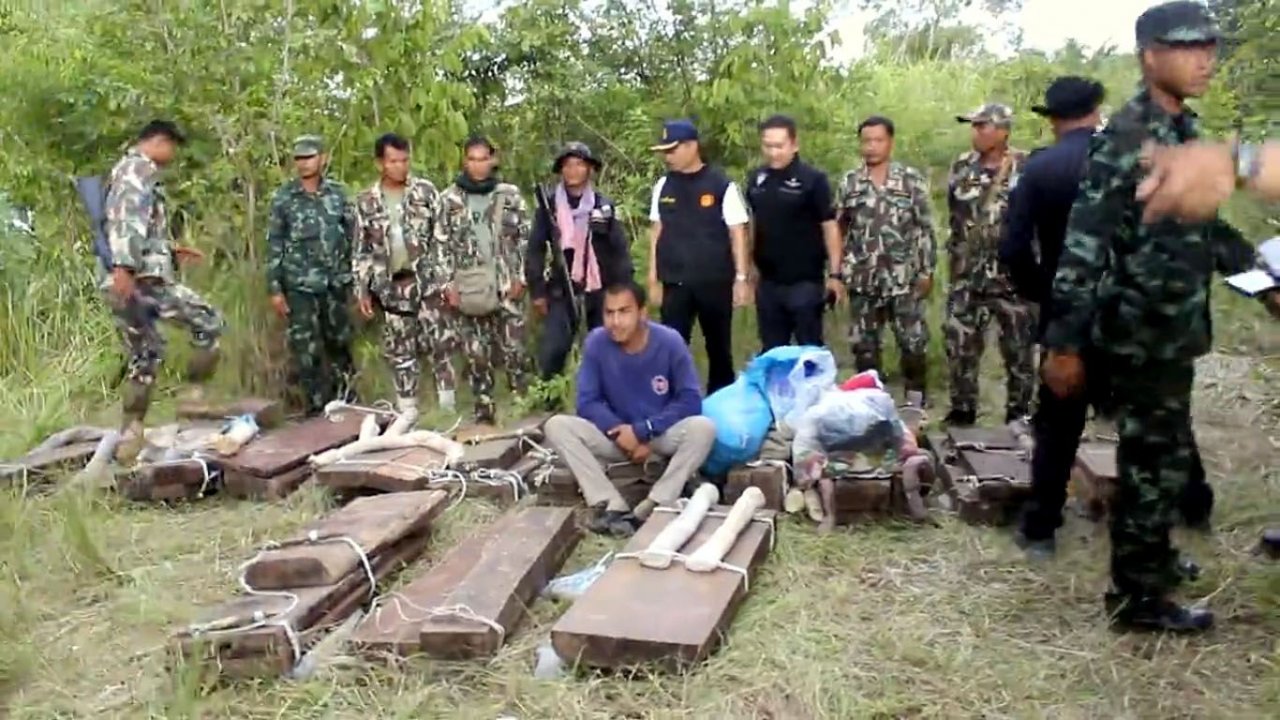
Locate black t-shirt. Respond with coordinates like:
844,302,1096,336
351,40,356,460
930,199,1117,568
745,156,835,284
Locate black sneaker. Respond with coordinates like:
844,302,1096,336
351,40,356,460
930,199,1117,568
1104,592,1214,634
944,409,976,427
1258,529,1280,559
587,508,638,538
1014,530,1056,561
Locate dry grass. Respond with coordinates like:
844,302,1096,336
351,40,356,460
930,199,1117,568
1,312,1278,719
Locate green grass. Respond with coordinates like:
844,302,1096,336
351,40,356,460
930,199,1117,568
1,199,1278,718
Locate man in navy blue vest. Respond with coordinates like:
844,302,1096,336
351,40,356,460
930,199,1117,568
646,119,751,394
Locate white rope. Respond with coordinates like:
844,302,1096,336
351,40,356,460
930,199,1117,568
323,399,396,423
614,549,753,592
424,468,471,507
368,593,506,641
519,435,555,461
745,458,792,496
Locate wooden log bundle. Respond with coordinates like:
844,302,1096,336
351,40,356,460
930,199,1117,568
927,427,1031,526
0,426,107,486
351,506,580,659
220,414,367,500
1071,440,1118,521
172,489,449,678
551,498,776,669
534,460,666,507
177,397,284,429
723,463,788,511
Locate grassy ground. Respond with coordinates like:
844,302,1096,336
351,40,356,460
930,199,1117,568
2,211,1279,718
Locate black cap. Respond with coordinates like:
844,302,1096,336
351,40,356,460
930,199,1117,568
552,141,602,173
1135,1,1221,48
1031,76,1106,119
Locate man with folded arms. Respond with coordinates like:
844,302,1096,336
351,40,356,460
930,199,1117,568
544,281,716,537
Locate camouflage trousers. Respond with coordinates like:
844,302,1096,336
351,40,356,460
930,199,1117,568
382,296,458,402
848,292,929,393
102,281,223,386
944,288,1037,418
456,300,533,423
1109,359,1198,601
285,289,354,414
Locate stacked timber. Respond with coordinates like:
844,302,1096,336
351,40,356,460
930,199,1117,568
534,459,666,507
220,413,367,500
173,489,449,678
117,421,227,502
351,505,580,659
551,486,776,669
723,462,789,511
927,426,1032,526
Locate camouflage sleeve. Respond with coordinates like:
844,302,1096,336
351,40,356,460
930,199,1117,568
336,189,355,288
506,191,531,289
105,163,155,270
351,197,371,302
911,171,937,279
1206,218,1258,277
265,190,288,295
1043,132,1132,353
431,196,456,293
945,159,963,253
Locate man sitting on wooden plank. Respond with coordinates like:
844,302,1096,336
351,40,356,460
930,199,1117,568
544,281,715,537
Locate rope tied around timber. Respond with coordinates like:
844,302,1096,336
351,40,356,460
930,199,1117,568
131,452,220,496
613,506,777,591
184,530,380,673
368,593,507,642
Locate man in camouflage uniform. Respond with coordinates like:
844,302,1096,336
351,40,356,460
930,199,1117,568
101,120,224,464
838,115,937,399
944,103,1035,426
1042,2,1278,632
266,135,355,415
353,133,456,425
434,135,534,425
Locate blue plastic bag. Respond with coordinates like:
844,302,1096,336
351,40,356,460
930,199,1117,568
699,375,773,476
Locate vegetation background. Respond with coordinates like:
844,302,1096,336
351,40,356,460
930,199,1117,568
0,0,1276,717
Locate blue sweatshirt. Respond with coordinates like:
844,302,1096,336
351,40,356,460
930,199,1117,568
575,322,704,442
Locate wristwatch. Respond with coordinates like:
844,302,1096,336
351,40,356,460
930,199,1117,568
1236,141,1261,188
735,273,748,282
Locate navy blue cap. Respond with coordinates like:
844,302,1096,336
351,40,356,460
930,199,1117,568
650,119,699,150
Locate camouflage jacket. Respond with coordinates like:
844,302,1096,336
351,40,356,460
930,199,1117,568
946,147,1027,296
838,162,937,296
432,180,529,296
1044,86,1258,363
352,176,441,315
105,148,172,283
266,177,353,295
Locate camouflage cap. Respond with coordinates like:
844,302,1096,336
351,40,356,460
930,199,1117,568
552,141,602,173
292,135,325,158
955,103,1013,128
1135,1,1220,47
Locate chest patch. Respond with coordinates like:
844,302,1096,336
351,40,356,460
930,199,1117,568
651,375,670,396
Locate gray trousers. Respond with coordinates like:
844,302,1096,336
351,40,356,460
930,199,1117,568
544,414,717,512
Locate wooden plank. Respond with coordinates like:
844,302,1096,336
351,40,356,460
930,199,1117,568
417,506,579,658
118,459,217,502
0,440,100,482
244,490,450,590
456,437,523,472
221,414,364,480
957,448,1031,484
352,534,491,657
455,413,552,444
223,463,312,501
1071,441,1117,520
724,464,787,511
534,463,657,507
551,504,776,669
178,398,285,429
175,530,430,678
314,446,448,494
947,426,1018,449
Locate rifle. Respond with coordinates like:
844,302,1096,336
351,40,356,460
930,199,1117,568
534,183,583,323
75,175,159,326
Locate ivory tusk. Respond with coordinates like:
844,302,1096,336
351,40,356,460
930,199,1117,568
310,430,463,468
685,486,765,572
358,413,381,441
639,483,719,569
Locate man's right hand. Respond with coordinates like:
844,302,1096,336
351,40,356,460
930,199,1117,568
110,266,136,304
444,285,461,309
357,295,375,319
532,297,549,317
270,293,290,318
648,278,663,308
608,424,640,454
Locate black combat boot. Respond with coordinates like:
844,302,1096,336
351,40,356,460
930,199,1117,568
944,408,976,426
1104,592,1214,634
1013,529,1056,561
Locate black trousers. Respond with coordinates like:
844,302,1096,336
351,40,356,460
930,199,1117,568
661,280,734,394
536,287,604,380
1019,354,1213,541
755,278,825,351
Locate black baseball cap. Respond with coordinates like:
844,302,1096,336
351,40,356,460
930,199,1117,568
1135,1,1221,48
1031,77,1106,119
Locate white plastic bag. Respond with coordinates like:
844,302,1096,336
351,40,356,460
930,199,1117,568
543,552,613,601
791,389,904,483
757,346,838,429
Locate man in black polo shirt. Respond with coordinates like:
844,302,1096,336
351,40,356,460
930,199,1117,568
745,114,844,350
647,119,751,394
